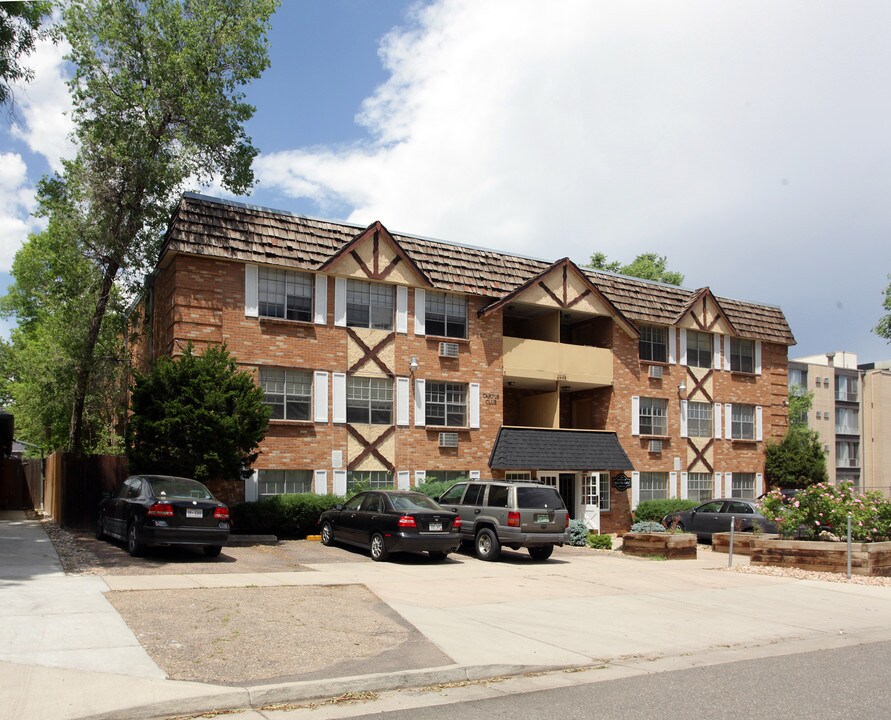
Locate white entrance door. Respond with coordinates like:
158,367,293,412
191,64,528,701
581,473,603,531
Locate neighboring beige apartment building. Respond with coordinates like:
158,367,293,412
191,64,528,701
788,352,891,498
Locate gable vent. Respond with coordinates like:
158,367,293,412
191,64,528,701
439,342,460,358
439,432,459,448
648,439,663,453
648,365,663,379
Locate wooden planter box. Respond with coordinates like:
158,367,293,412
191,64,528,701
713,533,779,555
621,532,697,559
751,538,891,576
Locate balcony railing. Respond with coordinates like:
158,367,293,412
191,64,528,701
835,391,859,402
502,336,613,388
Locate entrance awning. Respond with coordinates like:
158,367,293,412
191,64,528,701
488,427,632,470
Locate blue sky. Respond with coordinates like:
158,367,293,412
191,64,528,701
3,0,891,365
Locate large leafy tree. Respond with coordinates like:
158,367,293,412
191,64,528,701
127,344,270,481
875,274,891,341
0,1,53,112
587,252,685,286
45,0,277,452
764,391,828,489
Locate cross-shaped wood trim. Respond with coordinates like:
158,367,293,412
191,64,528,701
687,438,714,474
347,425,396,472
685,368,713,404
347,328,394,376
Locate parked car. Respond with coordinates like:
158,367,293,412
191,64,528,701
319,490,461,562
437,479,570,561
96,475,230,557
662,498,777,541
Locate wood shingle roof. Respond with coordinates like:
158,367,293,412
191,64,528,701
161,193,795,345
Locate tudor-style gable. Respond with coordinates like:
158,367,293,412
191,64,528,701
675,287,737,337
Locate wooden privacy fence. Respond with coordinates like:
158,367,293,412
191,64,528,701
45,452,128,530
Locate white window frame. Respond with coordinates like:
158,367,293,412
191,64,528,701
639,397,668,436
258,267,314,322
425,381,468,427
260,367,312,421
346,279,394,330
425,291,468,339
346,376,393,425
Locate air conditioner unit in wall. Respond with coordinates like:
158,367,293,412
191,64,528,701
648,365,663,379
648,439,663,452
439,342,460,358
439,432,459,448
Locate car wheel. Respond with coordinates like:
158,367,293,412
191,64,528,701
428,551,449,562
95,515,105,541
674,521,685,532
528,545,553,561
203,545,223,558
369,532,390,562
127,522,145,557
321,521,334,546
475,528,501,562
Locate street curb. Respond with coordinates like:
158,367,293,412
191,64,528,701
226,534,278,545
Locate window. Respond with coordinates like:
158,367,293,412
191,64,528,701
836,407,859,435
438,483,467,504
599,474,610,511
346,376,393,424
346,279,393,330
639,472,668,501
687,473,712,502
687,402,713,438
639,397,668,436
260,368,311,420
731,404,755,440
462,484,486,505
258,268,313,321
347,471,393,492
486,485,510,507
730,338,755,373
836,375,859,402
731,473,755,499
687,330,712,368
582,474,599,505
836,441,860,468
789,368,807,395
424,470,469,484
426,292,467,338
425,381,467,427
506,471,532,481
639,325,667,363
258,469,312,496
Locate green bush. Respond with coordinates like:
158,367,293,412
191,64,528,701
630,521,666,533
568,519,589,546
634,499,697,523
414,479,455,500
230,493,344,537
587,533,614,550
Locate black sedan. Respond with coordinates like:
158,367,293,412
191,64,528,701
97,475,230,557
319,490,462,561
662,498,777,541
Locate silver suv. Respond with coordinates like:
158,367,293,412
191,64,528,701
437,480,570,561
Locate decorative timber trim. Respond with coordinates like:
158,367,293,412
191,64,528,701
347,425,396,472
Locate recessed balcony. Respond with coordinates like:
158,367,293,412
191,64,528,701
502,336,613,390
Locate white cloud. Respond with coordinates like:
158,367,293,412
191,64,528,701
255,0,891,360
0,152,43,271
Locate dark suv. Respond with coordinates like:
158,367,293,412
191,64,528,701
437,480,570,561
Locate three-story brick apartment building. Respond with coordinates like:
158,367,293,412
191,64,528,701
134,193,795,532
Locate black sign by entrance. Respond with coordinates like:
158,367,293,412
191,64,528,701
612,473,631,492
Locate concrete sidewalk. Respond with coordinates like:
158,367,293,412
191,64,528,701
3,510,891,720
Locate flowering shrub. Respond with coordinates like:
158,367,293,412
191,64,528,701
758,482,890,542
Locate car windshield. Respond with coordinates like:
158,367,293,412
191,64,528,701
390,493,442,511
516,486,565,509
148,477,213,500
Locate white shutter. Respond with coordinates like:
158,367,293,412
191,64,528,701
669,471,678,499
414,470,427,485
314,275,327,325
631,396,640,436
725,404,733,440
714,472,722,498
755,472,764,497
725,472,733,498
332,373,346,424
396,376,410,426
680,472,688,500
631,471,641,511
680,399,688,438
755,340,762,375
245,469,259,502
679,328,688,366
396,286,408,334
756,405,763,441
714,333,722,370
714,403,722,439
469,382,480,429
333,469,347,496
723,335,731,371
668,327,677,364
397,470,410,490
334,277,347,327
414,378,426,426
314,470,328,495
313,371,329,423
245,264,259,317
414,288,426,335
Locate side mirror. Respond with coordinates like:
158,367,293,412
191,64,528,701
334,503,344,511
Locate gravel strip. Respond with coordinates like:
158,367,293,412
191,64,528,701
725,563,891,586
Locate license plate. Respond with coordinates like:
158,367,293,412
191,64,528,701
186,508,203,519
429,522,443,532
535,514,549,524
